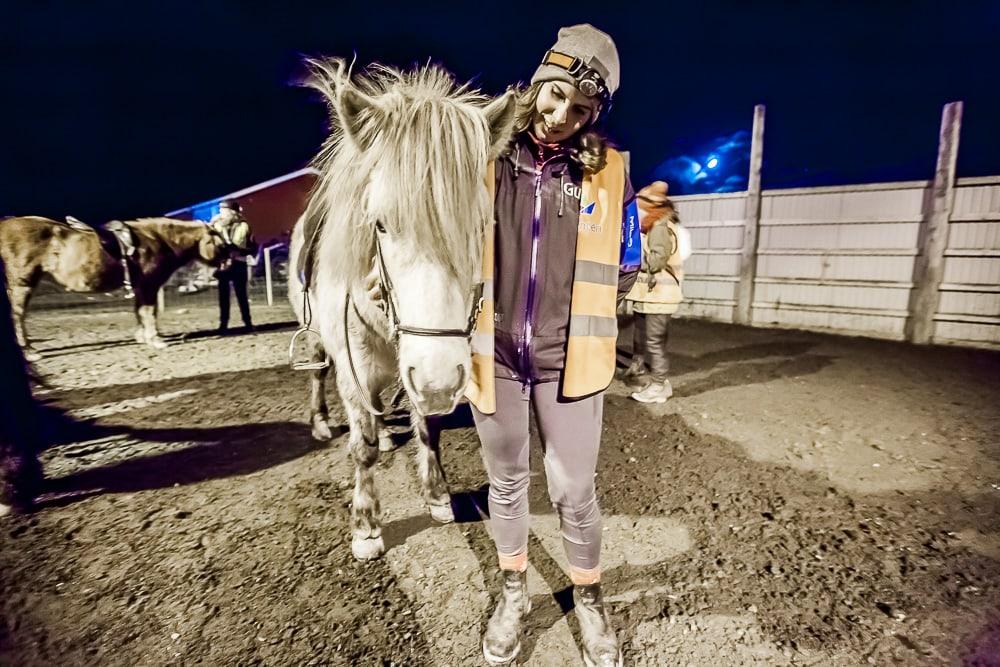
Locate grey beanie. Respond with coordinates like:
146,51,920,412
531,24,620,98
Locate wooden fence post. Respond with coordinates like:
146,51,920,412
734,104,766,325
906,101,963,344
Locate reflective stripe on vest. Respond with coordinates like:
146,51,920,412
466,150,626,413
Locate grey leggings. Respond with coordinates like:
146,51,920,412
472,377,604,570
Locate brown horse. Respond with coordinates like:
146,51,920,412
0,216,228,360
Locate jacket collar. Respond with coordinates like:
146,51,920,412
504,132,582,178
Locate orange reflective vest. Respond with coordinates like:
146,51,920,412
466,149,628,414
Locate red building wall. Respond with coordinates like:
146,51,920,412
235,174,316,245
169,171,317,246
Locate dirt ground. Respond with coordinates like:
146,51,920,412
2,303,999,666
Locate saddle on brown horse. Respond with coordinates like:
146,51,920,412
62,216,139,293
62,216,137,261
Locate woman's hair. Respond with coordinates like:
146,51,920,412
503,81,608,174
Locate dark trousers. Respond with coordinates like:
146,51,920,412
633,312,671,381
217,264,252,329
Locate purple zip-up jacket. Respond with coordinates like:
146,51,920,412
492,132,638,385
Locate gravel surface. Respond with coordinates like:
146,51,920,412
2,304,998,666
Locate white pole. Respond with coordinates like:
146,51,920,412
906,101,963,344
735,104,766,326
264,246,274,306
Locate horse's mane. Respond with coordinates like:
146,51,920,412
304,58,493,286
126,218,209,254
127,217,208,230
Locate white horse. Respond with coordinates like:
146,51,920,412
288,58,515,560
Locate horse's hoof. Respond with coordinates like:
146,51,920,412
23,349,42,363
351,536,385,560
311,417,334,441
0,503,11,518
148,338,169,350
428,501,455,524
377,432,396,452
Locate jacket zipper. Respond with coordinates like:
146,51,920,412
521,153,568,385
514,147,566,385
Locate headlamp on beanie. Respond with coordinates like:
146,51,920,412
540,49,610,103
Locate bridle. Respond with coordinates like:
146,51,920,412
370,222,484,341
342,223,484,415
291,220,484,417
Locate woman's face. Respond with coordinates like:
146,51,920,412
530,80,599,144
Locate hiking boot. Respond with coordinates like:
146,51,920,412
630,379,673,404
574,583,622,667
482,569,531,665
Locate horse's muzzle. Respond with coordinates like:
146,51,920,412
406,364,467,416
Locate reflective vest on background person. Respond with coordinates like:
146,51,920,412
209,209,255,269
626,186,690,314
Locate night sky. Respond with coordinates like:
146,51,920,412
3,1,999,223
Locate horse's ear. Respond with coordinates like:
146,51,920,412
484,90,517,159
337,86,383,151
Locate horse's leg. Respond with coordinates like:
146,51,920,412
309,340,335,441
0,440,42,517
376,415,395,452
345,400,385,560
8,283,40,362
413,413,454,524
375,384,407,452
133,286,167,349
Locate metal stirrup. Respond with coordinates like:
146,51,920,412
289,284,330,371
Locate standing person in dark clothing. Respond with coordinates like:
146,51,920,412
466,24,640,667
209,199,258,335
0,259,43,516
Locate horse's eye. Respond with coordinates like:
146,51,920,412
375,220,387,234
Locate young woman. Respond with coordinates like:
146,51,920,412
465,23,639,667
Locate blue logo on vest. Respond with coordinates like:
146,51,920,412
580,200,596,215
620,200,642,268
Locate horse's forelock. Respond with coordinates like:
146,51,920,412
311,62,492,284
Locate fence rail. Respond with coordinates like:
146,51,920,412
28,103,1000,350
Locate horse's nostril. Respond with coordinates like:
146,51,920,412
455,364,467,391
407,366,418,393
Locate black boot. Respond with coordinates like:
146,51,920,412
483,569,531,665
574,582,621,667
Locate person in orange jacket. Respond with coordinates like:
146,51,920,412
625,180,690,403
